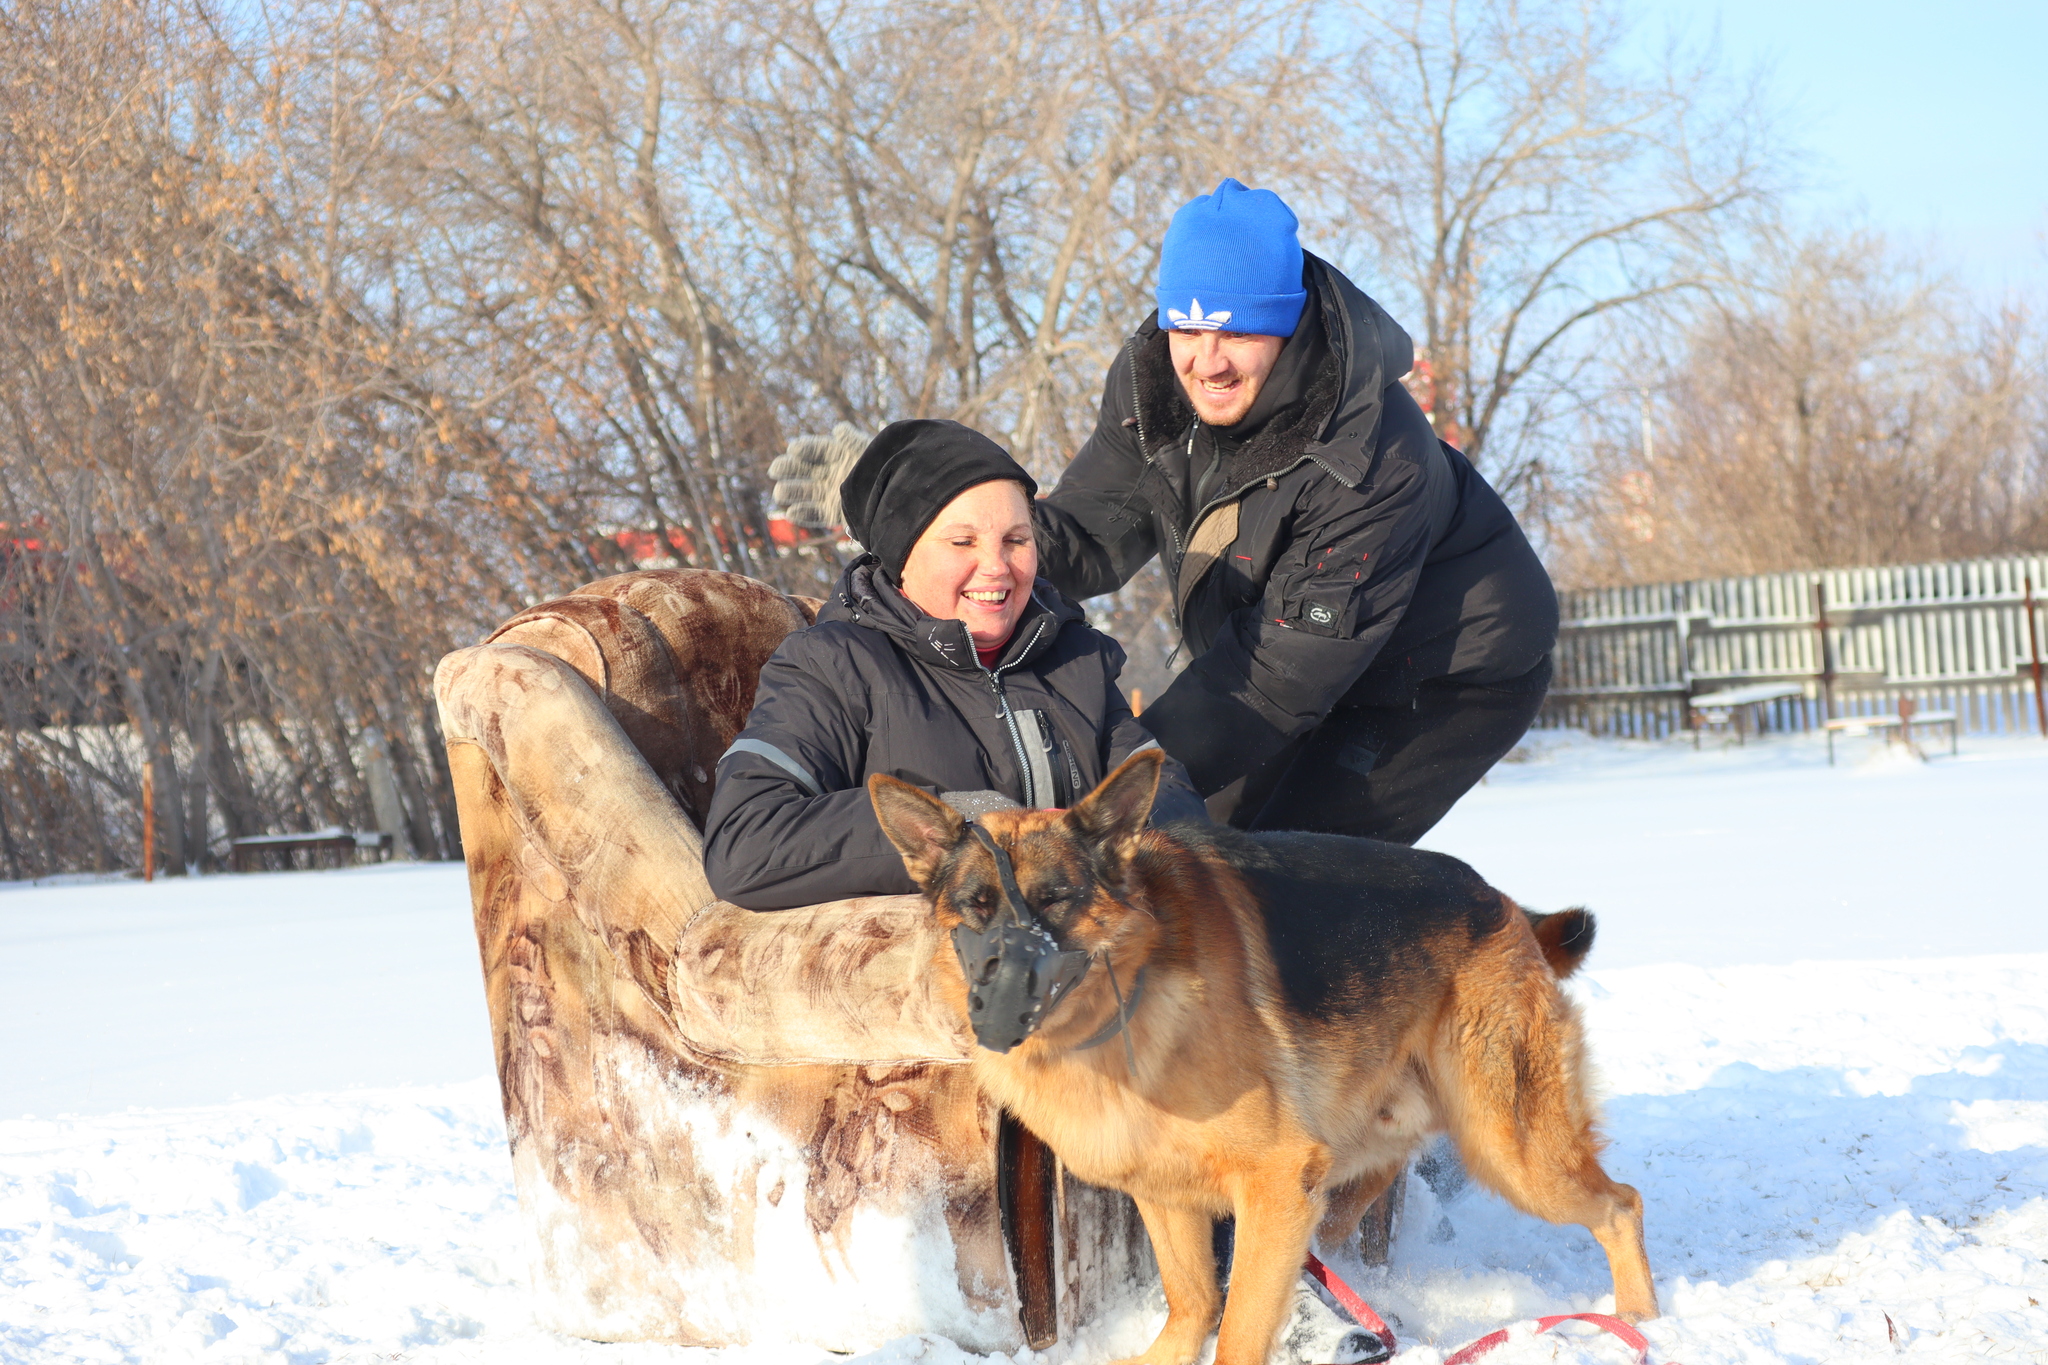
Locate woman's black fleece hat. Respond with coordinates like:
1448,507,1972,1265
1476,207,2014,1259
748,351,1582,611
839,419,1038,576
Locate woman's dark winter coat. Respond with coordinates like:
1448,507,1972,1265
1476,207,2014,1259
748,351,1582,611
702,559,1206,910
1031,253,1559,796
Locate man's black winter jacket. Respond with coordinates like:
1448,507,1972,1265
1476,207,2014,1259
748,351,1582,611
701,558,1205,910
1033,254,1558,796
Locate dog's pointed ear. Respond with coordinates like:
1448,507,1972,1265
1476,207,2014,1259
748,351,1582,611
869,774,966,888
1068,747,1163,849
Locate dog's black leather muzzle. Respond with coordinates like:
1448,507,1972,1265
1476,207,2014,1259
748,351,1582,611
952,823,1090,1053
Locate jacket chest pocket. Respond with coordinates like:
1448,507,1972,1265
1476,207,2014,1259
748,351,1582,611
1002,674,1099,808
1010,707,1085,808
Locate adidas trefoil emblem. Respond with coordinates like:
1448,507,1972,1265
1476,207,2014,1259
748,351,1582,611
1166,299,1232,331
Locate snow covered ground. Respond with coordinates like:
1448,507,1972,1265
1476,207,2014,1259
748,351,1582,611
2,861,490,1117
3,731,2045,1363
1424,725,2048,968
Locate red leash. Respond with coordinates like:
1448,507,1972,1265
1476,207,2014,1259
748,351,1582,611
1303,1251,1397,1352
1304,1254,1660,1365
1442,1313,1650,1364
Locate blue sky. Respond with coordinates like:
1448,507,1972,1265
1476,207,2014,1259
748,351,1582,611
1643,0,2048,294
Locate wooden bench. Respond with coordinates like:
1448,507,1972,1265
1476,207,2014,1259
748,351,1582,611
228,829,395,872
1689,681,1808,748
1824,709,1958,765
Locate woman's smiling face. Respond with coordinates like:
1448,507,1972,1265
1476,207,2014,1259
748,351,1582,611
896,478,1037,650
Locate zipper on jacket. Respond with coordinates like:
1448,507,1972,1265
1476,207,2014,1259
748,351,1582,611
1140,337,1345,557
1128,334,1149,462
1051,712,1084,806
1170,436,1316,634
1033,710,1080,808
1121,332,1184,559
1171,451,1354,635
980,618,1050,808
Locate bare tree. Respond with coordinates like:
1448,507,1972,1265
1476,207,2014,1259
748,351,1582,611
1324,0,1780,506
1554,229,2048,584
0,0,590,873
0,0,1336,872
345,0,790,582
700,0,1326,474
0,0,1881,876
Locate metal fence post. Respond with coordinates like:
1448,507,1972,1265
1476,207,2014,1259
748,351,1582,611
1812,578,1834,722
140,759,155,883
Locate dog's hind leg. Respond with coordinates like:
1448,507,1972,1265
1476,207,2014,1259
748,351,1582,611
1313,1164,1400,1254
1437,975,1658,1322
1115,1200,1222,1365
1468,1132,1654,1323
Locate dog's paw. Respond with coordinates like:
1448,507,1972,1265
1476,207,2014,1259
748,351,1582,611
1606,1292,1659,1326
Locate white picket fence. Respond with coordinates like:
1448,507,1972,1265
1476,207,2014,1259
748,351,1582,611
1541,553,2048,738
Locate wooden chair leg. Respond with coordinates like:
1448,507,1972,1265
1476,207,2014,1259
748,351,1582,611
999,1116,1058,1348
1356,1168,1405,1267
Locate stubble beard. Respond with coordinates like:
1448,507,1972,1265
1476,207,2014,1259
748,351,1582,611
1180,371,1260,427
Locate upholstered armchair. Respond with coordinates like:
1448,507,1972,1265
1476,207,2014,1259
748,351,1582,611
432,569,1149,1352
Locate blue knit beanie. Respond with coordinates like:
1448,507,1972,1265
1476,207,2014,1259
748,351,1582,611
1156,178,1307,338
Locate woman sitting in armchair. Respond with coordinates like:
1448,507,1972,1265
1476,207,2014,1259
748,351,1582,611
703,418,1205,910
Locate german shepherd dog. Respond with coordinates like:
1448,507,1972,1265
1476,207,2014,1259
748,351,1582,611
870,749,1655,1365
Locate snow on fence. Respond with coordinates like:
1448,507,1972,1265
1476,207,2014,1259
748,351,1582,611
1540,553,2048,739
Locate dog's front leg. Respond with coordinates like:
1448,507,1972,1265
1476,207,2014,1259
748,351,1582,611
1117,1199,1221,1365
1213,1172,1324,1365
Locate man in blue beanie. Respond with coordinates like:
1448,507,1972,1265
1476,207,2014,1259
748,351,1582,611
1033,178,1558,843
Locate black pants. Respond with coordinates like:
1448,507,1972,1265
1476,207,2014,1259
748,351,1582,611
1209,656,1552,845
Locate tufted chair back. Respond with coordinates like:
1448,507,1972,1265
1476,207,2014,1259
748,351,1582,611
483,569,819,827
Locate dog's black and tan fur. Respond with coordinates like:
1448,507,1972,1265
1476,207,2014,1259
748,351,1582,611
871,750,1654,1365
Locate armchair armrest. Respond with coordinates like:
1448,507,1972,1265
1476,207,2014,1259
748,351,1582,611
672,898,972,1066
435,642,710,1002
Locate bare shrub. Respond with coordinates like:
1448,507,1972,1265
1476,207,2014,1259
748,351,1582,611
0,0,569,871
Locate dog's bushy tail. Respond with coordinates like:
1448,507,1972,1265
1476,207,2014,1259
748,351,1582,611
1522,906,1597,979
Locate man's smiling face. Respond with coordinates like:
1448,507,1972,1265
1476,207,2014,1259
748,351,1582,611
1168,328,1286,426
